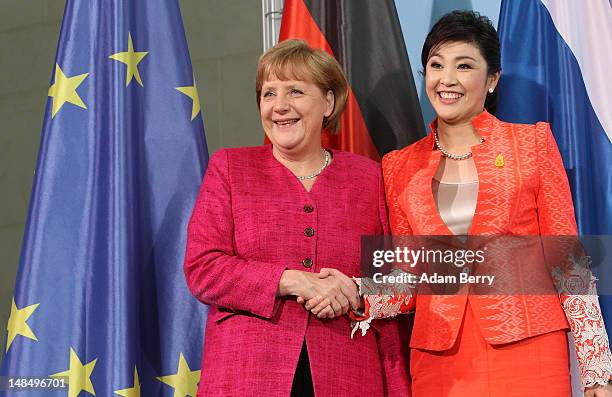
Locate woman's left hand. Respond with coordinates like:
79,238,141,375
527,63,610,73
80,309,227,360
585,382,612,397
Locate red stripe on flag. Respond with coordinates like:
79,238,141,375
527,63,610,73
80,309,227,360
269,0,381,161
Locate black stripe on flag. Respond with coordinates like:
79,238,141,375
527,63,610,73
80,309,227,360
303,0,426,155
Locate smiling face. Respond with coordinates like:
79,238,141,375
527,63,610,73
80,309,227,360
425,41,500,126
260,75,334,155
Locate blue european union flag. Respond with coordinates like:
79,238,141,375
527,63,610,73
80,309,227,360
1,0,208,396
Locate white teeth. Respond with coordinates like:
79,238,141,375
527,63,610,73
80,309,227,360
275,119,298,125
440,92,462,100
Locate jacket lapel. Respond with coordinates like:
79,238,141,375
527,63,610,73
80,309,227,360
469,113,517,235
400,136,454,236
406,111,517,236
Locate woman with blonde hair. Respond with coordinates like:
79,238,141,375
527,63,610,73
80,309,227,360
184,39,409,396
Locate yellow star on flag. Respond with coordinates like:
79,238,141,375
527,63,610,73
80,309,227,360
176,76,201,121
157,353,200,397
47,63,89,118
109,32,149,87
115,366,141,397
6,298,39,352
50,347,97,397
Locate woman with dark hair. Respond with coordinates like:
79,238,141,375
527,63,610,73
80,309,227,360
306,10,612,397
184,39,409,396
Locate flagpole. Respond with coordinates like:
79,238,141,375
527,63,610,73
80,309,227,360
262,0,283,51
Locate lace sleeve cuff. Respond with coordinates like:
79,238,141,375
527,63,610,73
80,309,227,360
552,255,612,388
350,269,415,338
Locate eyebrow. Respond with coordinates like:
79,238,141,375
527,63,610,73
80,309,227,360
430,53,478,62
262,82,306,90
455,56,477,62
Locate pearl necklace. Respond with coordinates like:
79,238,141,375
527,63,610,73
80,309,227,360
434,130,484,160
296,149,330,180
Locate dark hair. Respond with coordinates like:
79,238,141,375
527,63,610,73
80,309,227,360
421,10,501,113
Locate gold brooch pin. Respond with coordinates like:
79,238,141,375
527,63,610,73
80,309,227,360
495,153,505,168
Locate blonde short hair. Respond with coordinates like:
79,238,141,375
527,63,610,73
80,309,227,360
256,39,349,133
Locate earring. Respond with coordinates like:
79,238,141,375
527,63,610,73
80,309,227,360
488,88,494,93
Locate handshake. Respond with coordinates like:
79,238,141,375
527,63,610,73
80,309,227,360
278,268,363,319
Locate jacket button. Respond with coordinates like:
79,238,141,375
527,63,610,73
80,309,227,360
304,227,314,237
303,258,313,268
304,204,314,213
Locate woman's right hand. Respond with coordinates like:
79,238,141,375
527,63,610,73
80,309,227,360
318,268,362,309
302,272,353,317
280,269,358,318
296,268,362,318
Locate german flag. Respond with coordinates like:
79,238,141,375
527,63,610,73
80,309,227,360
278,0,425,160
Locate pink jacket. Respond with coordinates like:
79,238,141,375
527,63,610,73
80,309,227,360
185,145,410,396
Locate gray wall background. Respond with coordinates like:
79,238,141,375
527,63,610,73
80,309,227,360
0,0,505,357
0,0,263,355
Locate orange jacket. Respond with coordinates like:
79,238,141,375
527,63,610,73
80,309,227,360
382,110,577,351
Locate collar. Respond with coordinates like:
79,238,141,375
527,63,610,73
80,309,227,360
427,109,497,150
